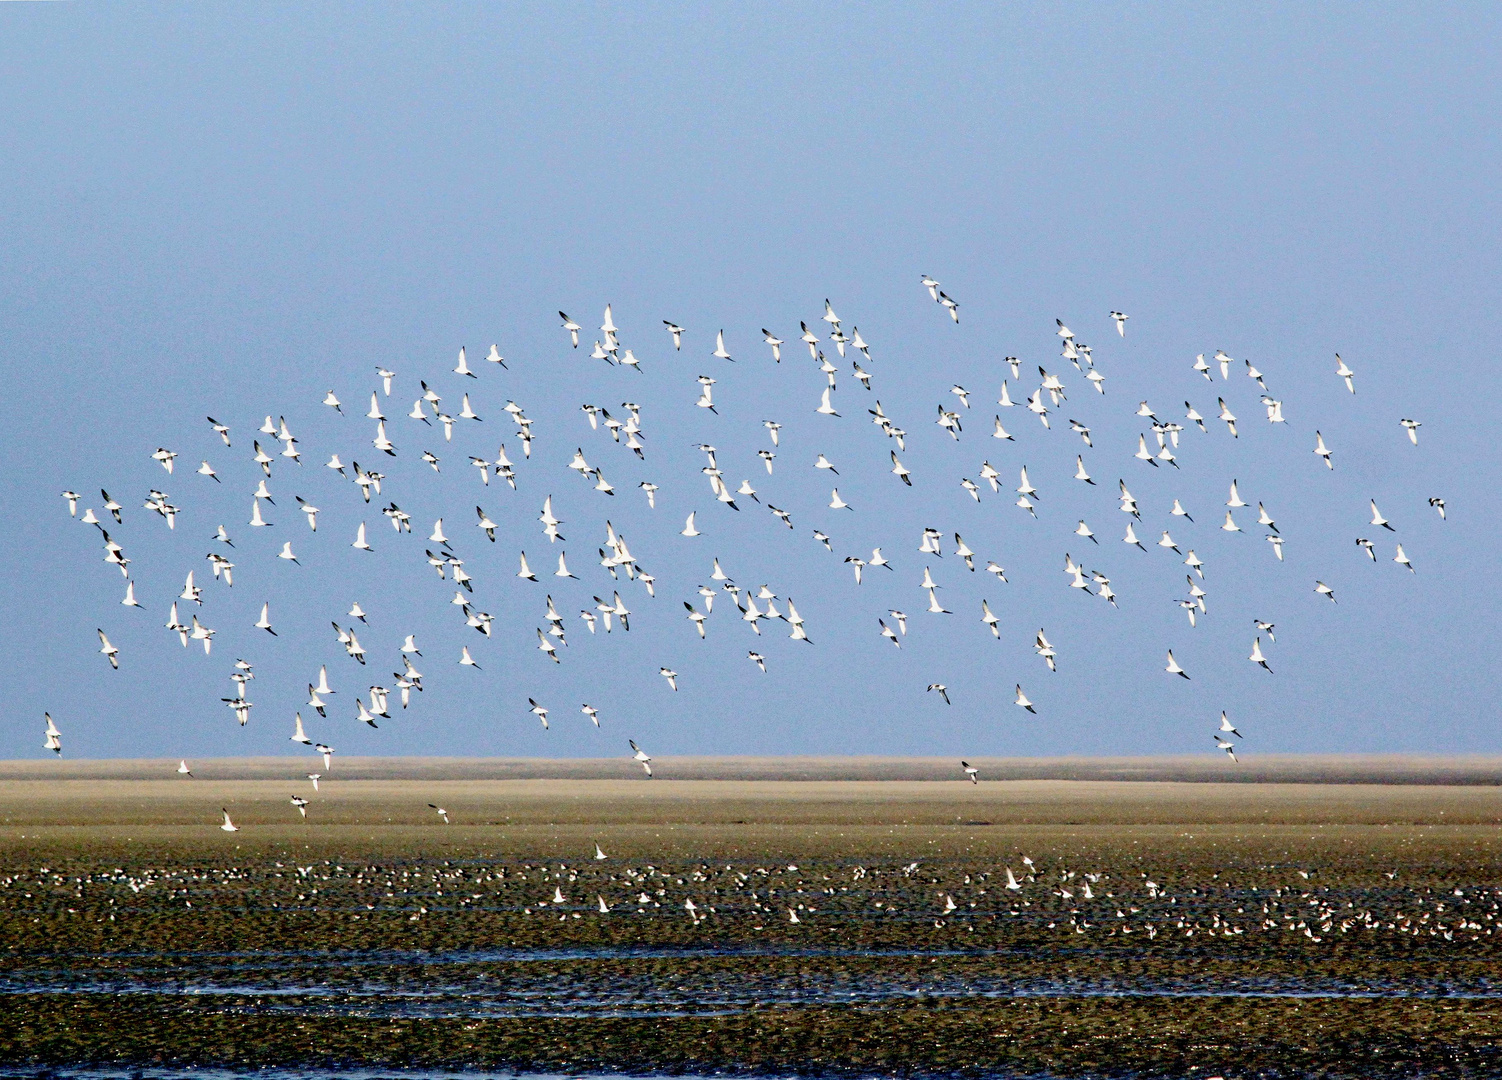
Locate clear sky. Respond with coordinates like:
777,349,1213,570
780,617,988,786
2,5,1498,761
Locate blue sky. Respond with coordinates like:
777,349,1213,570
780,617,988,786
2,5,1498,760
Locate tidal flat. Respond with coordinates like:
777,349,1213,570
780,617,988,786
0,765,1500,1078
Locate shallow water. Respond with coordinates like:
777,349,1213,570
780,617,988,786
1,941,1498,1019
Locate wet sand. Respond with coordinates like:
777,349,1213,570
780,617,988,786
1,763,1500,1076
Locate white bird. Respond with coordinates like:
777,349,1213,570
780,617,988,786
981,599,1000,638
660,667,678,691
1314,431,1333,469
1335,354,1355,393
528,699,549,729
97,629,119,669
891,451,912,485
1166,650,1189,679
928,684,951,705
817,386,840,416
255,602,276,635
1370,500,1394,531
1429,497,1446,520
42,713,62,755
459,646,480,669
1250,637,1272,672
681,512,700,538
560,312,581,347
713,329,733,362
1109,311,1128,336
1015,685,1035,714
292,713,312,744
1222,510,1242,533
1215,737,1239,763
219,809,239,833
121,580,141,607
879,619,900,647
1228,480,1248,508
1217,398,1237,437
1075,520,1097,545
1026,388,1050,427
352,522,372,551
1398,419,1421,445
630,739,653,776
1219,712,1242,739
1394,544,1414,572
152,447,177,473
278,541,299,565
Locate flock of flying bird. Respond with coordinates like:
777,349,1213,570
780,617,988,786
51,277,1444,823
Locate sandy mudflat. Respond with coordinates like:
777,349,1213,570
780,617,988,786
4,752,1502,783
2,759,1501,1076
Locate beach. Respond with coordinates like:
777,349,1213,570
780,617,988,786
0,758,1499,1076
